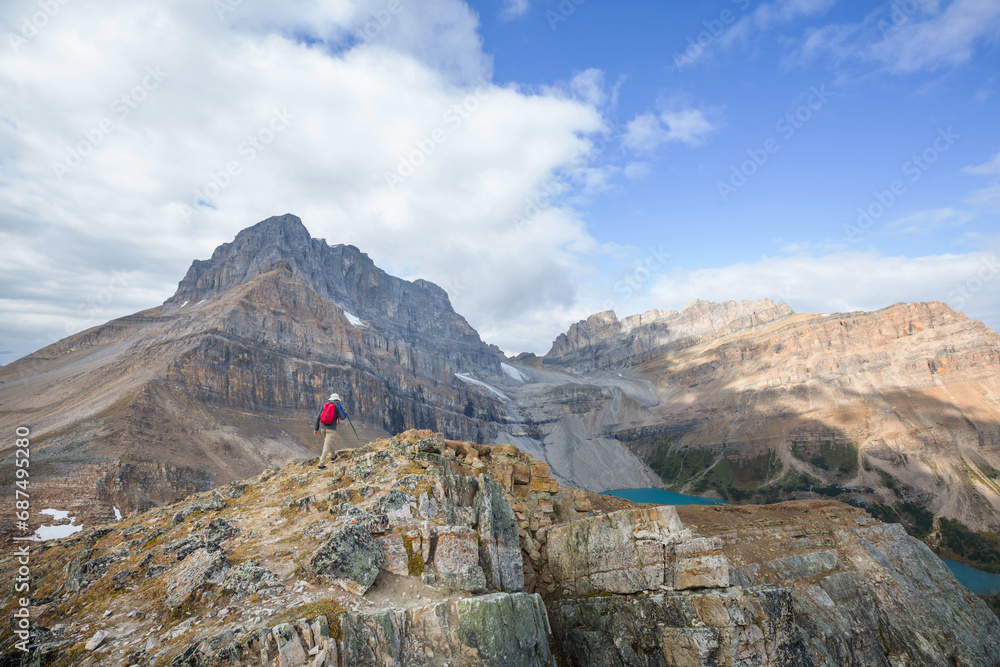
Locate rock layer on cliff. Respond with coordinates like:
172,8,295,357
0,215,516,532
2,430,997,666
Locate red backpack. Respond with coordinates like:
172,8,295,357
319,402,340,426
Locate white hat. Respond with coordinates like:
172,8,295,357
328,393,341,401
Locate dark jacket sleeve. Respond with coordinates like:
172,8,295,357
314,405,325,431
336,404,347,420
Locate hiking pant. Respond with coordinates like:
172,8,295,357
319,428,339,465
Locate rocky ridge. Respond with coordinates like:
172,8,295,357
544,299,794,371
0,216,526,531
2,430,998,666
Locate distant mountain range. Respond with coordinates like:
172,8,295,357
2,214,999,549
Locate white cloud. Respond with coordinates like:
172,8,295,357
964,150,1000,176
882,207,974,234
660,108,717,146
792,0,1000,73
870,0,1000,73
675,0,836,69
570,68,606,107
641,247,1000,333
0,0,608,362
501,0,529,20
623,107,719,152
623,113,667,152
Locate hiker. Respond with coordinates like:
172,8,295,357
313,392,348,469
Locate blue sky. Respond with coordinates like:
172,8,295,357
470,0,1000,301
1,0,998,360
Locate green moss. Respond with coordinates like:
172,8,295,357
790,441,859,479
575,589,615,599
981,593,1000,620
699,452,794,502
401,534,425,577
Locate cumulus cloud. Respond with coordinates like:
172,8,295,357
0,0,607,362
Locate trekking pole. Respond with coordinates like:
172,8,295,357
343,411,360,440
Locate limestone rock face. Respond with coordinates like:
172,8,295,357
0,215,512,532
340,592,554,667
549,587,809,667
5,431,996,666
675,501,1000,667
520,298,1000,532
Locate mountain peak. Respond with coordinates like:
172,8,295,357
164,214,496,370
233,213,311,245
545,298,795,370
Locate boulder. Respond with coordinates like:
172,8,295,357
304,524,386,595
164,547,229,607
429,525,487,593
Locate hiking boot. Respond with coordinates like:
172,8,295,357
317,465,327,470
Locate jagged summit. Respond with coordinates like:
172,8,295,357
544,297,795,370
166,213,495,370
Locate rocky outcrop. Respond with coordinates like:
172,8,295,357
675,501,1000,666
3,431,998,666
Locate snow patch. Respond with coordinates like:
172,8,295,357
455,373,509,401
196,299,208,306
501,362,529,383
343,311,365,327
113,506,122,521
34,510,83,541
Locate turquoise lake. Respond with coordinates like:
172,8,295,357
943,559,1000,595
601,487,727,506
